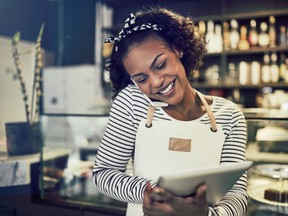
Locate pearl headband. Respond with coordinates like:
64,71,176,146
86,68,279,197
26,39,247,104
104,13,162,52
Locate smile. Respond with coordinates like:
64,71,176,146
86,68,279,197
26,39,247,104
158,80,175,95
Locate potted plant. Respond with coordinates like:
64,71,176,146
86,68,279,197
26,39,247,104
5,24,45,156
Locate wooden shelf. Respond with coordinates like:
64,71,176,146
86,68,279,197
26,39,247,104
205,46,288,57
196,8,288,21
192,82,288,89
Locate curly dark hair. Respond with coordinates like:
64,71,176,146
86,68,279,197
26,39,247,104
106,7,207,98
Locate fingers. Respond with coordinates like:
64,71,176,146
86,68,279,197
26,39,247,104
150,187,171,202
143,181,152,206
195,184,207,205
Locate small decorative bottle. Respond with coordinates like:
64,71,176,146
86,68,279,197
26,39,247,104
205,20,215,53
279,25,287,47
198,20,206,35
279,53,287,82
258,22,270,47
248,19,258,47
268,16,276,48
230,19,240,50
261,53,270,83
238,25,250,50
214,24,223,52
223,21,231,51
270,53,279,83
251,61,261,85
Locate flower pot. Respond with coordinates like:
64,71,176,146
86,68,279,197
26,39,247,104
5,122,41,156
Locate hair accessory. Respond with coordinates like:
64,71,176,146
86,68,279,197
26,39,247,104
104,13,162,52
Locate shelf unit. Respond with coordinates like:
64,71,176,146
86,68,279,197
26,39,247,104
192,6,288,108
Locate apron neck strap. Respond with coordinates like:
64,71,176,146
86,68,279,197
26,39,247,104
145,90,217,132
195,90,217,132
146,105,155,127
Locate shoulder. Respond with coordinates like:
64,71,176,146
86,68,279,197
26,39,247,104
112,85,150,118
212,96,245,121
212,96,241,112
114,84,148,106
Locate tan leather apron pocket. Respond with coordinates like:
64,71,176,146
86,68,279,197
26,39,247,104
169,137,191,152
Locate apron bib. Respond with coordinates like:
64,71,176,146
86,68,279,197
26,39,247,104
126,92,225,216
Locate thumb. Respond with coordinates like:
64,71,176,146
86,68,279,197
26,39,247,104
195,184,207,204
151,187,172,202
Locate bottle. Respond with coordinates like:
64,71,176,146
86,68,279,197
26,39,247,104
251,61,261,85
239,61,250,85
268,16,276,48
279,53,287,82
214,24,223,52
227,62,238,84
285,58,288,82
258,22,270,47
261,54,270,83
222,21,231,51
230,19,240,50
248,19,258,47
270,53,279,83
279,25,287,47
231,89,245,108
198,20,206,35
238,25,250,50
205,20,215,53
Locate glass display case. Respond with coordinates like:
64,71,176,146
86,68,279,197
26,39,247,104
36,108,288,216
37,114,127,216
244,108,288,216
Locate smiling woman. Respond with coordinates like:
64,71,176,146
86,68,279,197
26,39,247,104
93,7,248,216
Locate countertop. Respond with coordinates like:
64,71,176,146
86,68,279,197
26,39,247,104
0,144,70,187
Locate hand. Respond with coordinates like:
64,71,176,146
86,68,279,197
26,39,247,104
143,182,209,216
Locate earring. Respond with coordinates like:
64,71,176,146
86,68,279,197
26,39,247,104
179,51,183,58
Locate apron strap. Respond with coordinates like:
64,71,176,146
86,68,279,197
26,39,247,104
146,104,155,127
145,90,217,132
195,90,217,132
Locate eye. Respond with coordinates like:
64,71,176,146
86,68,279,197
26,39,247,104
135,74,149,84
156,60,166,70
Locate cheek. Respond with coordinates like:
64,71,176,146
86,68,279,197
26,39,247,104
138,85,150,96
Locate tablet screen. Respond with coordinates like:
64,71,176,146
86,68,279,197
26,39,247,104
158,161,253,204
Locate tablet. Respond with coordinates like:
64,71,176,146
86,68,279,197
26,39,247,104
158,161,253,204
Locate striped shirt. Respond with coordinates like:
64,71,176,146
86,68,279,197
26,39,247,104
93,84,248,216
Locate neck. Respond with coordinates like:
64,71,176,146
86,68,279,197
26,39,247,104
164,87,206,121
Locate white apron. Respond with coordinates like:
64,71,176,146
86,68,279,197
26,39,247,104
126,91,225,216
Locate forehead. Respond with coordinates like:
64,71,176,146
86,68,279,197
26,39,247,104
123,38,171,72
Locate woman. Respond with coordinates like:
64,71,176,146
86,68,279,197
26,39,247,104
93,8,247,216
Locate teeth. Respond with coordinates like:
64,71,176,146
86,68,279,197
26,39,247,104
160,81,174,94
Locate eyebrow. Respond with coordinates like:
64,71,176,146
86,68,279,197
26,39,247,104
150,53,164,70
131,53,164,79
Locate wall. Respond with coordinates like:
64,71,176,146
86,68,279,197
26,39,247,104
0,0,95,66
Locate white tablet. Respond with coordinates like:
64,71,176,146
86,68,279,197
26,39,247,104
158,161,253,204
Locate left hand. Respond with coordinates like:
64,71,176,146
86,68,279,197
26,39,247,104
143,182,209,216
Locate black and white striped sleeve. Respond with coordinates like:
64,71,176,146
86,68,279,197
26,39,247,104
92,88,148,203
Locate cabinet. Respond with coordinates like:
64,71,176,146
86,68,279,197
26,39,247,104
244,108,288,164
243,108,288,216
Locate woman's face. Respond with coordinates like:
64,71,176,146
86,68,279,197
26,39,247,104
123,38,190,106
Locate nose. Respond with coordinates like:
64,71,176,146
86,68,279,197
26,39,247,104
149,73,164,88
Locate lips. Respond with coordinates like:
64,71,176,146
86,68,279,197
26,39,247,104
157,79,175,96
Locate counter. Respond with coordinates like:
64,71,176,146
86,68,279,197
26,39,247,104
0,144,70,187
246,142,288,164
